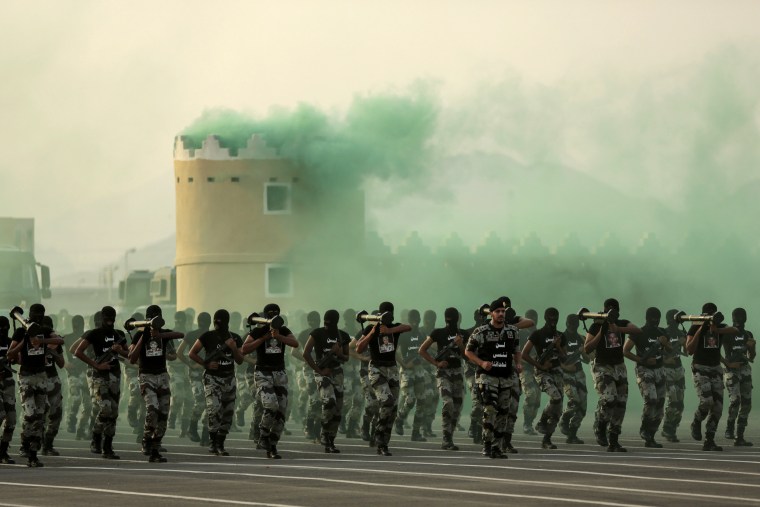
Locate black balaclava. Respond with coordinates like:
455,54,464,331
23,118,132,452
307,310,320,329
174,311,187,332
71,315,85,334
645,307,661,327
213,309,230,331
43,316,54,329
604,298,620,312
101,306,116,330
566,314,579,333
197,312,211,331
408,309,421,328
29,303,46,325
264,304,281,319
324,310,340,331
665,309,679,327
146,305,162,320
733,308,747,328
544,307,559,329
702,302,718,315
0,316,9,338
444,307,459,328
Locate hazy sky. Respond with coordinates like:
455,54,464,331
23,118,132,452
2,0,759,281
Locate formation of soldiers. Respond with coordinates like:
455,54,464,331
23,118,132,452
0,296,754,466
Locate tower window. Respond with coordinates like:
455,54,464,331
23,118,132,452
231,177,240,183
188,177,193,183
207,177,215,182
264,182,291,214
265,264,292,297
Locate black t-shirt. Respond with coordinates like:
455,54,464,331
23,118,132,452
722,328,753,367
185,328,208,376
44,344,62,378
518,326,537,371
82,327,126,377
198,329,242,377
664,325,685,368
630,324,666,368
366,324,402,365
132,328,174,375
563,330,584,366
12,326,54,375
429,327,464,369
0,334,14,380
466,323,519,378
588,319,630,366
528,326,567,369
397,328,426,365
688,323,725,367
250,325,294,371
311,327,350,368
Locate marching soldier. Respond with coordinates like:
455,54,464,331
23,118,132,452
74,306,128,459
419,310,439,438
292,311,321,442
394,309,433,442
41,315,65,456
302,309,351,453
722,307,755,446
521,307,566,450
686,302,737,451
661,309,687,442
584,298,640,452
356,301,411,456
127,305,184,462
623,307,670,448
167,310,190,437
0,316,17,464
8,304,65,467
176,311,211,443
341,308,364,439
350,318,378,445
559,314,588,444
419,307,466,451
519,309,540,435
64,315,90,439
464,308,488,444
189,309,244,456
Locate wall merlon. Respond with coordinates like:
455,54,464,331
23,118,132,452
174,134,280,161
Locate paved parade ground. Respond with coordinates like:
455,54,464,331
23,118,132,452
2,421,759,507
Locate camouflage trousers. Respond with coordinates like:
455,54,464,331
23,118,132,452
66,375,91,431
592,362,628,436
87,369,98,431
520,368,541,426
19,372,49,451
188,371,206,421
244,371,263,438
477,373,519,451
505,371,521,434
465,369,484,423
724,364,752,431
534,368,564,434
168,364,190,425
236,368,254,418
255,368,288,445
397,366,435,429
368,364,400,447
436,367,464,436
202,373,236,436
422,366,439,427
92,372,121,437
0,378,16,443
297,367,318,427
344,368,364,427
662,365,685,432
127,371,144,427
561,367,587,432
140,372,171,442
44,375,63,440
635,365,666,435
360,368,379,423
314,369,345,442
692,364,724,435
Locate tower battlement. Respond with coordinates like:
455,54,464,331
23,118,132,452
174,134,279,161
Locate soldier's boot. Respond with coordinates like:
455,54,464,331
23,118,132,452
541,433,557,450
535,416,548,435
606,432,627,452
66,415,77,434
423,423,436,438
456,422,465,431
661,424,679,443
473,424,483,444
503,433,518,454
394,417,404,436
149,440,168,463
369,422,377,447
345,420,359,439
90,432,102,454
441,431,459,451
481,441,492,457
216,434,230,456
267,442,282,459
702,432,723,451
102,436,120,459
566,428,584,445
376,445,392,456
142,436,152,456
199,426,210,447
179,418,189,438
41,435,60,456
690,418,703,441
235,410,245,429
593,420,608,447
325,436,341,454
187,418,201,442
724,419,736,440
26,449,43,468
734,426,753,447
208,431,219,454
360,418,371,441
0,441,15,464
489,446,507,459
644,421,663,448
523,421,537,435
18,437,29,458
467,418,475,438
411,424,427,442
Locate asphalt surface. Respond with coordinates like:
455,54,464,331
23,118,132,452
1,420,759,507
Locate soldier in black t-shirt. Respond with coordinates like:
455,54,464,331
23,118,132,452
242,303,298,459
623,307,670,448
583,298,640,452
127,304,184,462
464,308,489,444
519,309,540,435
559,313,589,444
721,307,755,446
189,309,244,456
355,301,411,456
293,311,321,442
74,305,128,460
40,315,65,457
8,304,65,467
394,309,431,442
341,308,363,439
0,316,17,464
176,311,210,443
64,315,88,436
661,309,687,442
465,299,526,459
303,309,350,453
522,307,567,450
419,307,466,451
686,302,737,451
